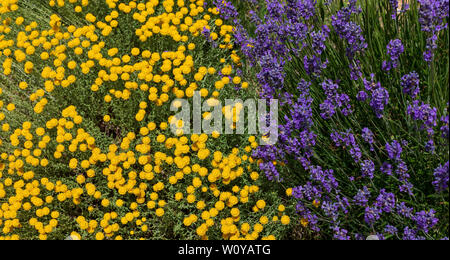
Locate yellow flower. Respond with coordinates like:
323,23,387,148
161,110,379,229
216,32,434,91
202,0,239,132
175,192,183,201
313,200,321,208
147,201,156,209
260,216,269,225
19,82,28,89
141,225,148,232
281,215,290,225
212,131,220,138
69,158,78,169
300,218,308,227
215,200,225,211
155,208,164,217
115,199,124,207
68,61,77,69
250,172,259,181
214,81,224,89
256,200,266,209
6,103,15,111
230,208,240,217
183,217,192,227
101,199,110,207
131,48,140,56
286,188,293,196
95,232,104,240
76,175,85,184
232,76,241,84
186,194,196,204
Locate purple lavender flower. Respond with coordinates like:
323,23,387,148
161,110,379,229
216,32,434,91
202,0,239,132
259,161,280,181
296,202,321,232
364,206,381,225
331,129,362,163
374,189,396,213
213,0,239,20
401,140,409,147
397,202,414,218
382,39,404,72
425,139,435,153
304,55,328,78
402,226,419,240
361,127,374,144
376,233,386,240
361,75,389,118
309,166,339,193
293,182,323,201
418,0,449,62
370,85,390,118
418,0,449,33
357,90,368,101
304,25,330,78
319,99,336,119
331,0,367,80
322,79,339,97
319,80,352,119
413,209,439,233
363,74,380,92
387,39,404,60
395,160,414,195
389,0,399,19
253,78,317,181
336,195,350,214
297,79,312,92
311,25,330,55
386,140,403,161
381,60,392,72
333,226,351,240
266,0,285,20
399,181,414,196
257,51,286,99
424,34,438,62
384,224,398,235
362,127,375,151
354,234,365,240
360,159,375,179
432,161,449,192
401,72,420,98
353,186,370,207
322,201,340,222
407,100,438,136
381,162,393,176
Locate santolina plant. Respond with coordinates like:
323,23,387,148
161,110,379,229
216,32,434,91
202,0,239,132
0,0,298,240
219,0,449,240
170,91,279,145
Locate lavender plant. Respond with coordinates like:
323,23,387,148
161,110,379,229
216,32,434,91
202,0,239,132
218,0,449,240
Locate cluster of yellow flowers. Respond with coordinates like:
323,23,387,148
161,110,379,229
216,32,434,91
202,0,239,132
0,0,295,240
